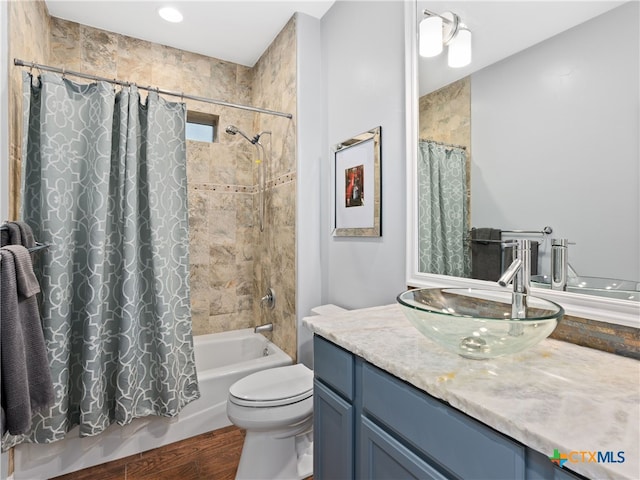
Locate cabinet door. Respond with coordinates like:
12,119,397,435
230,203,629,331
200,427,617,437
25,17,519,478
314,379,354,480
360,417,449,480
526,449,586,480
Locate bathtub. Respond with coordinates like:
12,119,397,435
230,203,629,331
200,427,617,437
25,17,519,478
13,328,292,479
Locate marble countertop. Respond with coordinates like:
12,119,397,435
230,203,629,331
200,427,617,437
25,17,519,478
303,304,640,480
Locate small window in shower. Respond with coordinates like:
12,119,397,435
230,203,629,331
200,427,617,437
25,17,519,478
186,111,218,143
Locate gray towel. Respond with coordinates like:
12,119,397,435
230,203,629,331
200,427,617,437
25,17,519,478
0,246,54,436
1,223,21,247
0,229,9,247
12,221,35,249
2,245,40,298
471,228,502,281
1,221,35,249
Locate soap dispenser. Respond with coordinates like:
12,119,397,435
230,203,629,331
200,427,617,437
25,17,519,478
551,238,569,291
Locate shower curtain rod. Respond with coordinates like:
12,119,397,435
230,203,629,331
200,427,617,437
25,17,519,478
14,58,293,119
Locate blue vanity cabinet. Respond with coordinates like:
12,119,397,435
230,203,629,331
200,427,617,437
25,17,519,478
313,335,584,480
313,336,356,479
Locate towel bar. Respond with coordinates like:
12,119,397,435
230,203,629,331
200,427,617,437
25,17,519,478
502,226,553,235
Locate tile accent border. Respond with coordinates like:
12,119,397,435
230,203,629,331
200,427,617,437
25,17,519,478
191,171,296,194
191,183,255,194
267,171,296,189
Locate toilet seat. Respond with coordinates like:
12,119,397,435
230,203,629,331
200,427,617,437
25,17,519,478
229,364,313,408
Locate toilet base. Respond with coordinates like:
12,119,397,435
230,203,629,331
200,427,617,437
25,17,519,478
235,430,313,480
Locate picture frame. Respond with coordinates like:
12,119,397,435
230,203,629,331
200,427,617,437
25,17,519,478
333,126,381,237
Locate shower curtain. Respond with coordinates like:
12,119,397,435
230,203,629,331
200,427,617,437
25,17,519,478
2,72,199,448
418,140,470,277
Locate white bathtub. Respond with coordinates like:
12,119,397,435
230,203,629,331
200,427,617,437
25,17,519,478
14,328,292,479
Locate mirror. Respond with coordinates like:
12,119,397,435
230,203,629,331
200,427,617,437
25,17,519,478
406,1,640,325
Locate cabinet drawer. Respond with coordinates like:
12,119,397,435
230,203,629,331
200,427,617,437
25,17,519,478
361,416,448,480
362,363,525,479
313,335,354,400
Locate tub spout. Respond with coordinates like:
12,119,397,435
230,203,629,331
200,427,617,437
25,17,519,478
254,323,273,334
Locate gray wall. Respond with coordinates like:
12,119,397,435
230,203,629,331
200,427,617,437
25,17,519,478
296,12,324,367
471,2,639,281
320,1,407,309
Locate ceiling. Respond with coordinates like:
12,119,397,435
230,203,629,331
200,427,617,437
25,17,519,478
418,1,628,95
45,0,336,67
45,0,629,84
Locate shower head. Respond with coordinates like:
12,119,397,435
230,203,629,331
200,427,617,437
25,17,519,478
225,124,257,144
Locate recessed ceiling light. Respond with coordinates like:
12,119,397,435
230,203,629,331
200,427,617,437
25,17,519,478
158,7,183,23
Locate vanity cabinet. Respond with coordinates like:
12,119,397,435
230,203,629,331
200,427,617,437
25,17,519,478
313,335,584,480
313,334,356,479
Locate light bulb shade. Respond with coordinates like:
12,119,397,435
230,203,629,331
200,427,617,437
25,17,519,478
419,16,443,57
447,27,472,68
158,7,183,23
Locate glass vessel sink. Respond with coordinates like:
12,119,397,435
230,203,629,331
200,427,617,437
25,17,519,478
531,275,639,302
397,288,564,360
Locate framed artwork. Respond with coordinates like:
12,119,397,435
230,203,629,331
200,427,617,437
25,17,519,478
333,126,381,237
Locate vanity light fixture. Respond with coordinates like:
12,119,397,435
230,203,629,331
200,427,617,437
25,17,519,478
448,25,472,68
419,9,472,68
158,6,183,23
419,15,443,57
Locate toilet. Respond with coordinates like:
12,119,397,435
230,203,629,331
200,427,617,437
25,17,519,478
227,363,314,480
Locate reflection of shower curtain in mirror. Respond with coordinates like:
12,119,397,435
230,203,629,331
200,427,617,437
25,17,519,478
418,141,470,277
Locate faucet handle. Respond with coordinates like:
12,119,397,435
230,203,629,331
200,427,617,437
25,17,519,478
260,288,276,309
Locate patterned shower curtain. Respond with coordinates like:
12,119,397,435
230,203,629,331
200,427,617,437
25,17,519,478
2,72,199,448
418,140,471,277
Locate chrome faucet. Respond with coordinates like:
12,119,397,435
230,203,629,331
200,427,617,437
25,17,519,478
498,239,532,319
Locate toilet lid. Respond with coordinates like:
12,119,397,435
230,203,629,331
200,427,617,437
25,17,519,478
229,364,313,407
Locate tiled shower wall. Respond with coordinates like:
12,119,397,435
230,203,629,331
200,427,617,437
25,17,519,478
418,77,471,223
7,0,50,220
251,17,298,360
418,76,470,148
8,0,298,359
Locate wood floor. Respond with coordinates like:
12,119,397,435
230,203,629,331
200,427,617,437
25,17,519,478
50,426,313,480
51,426,246,480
